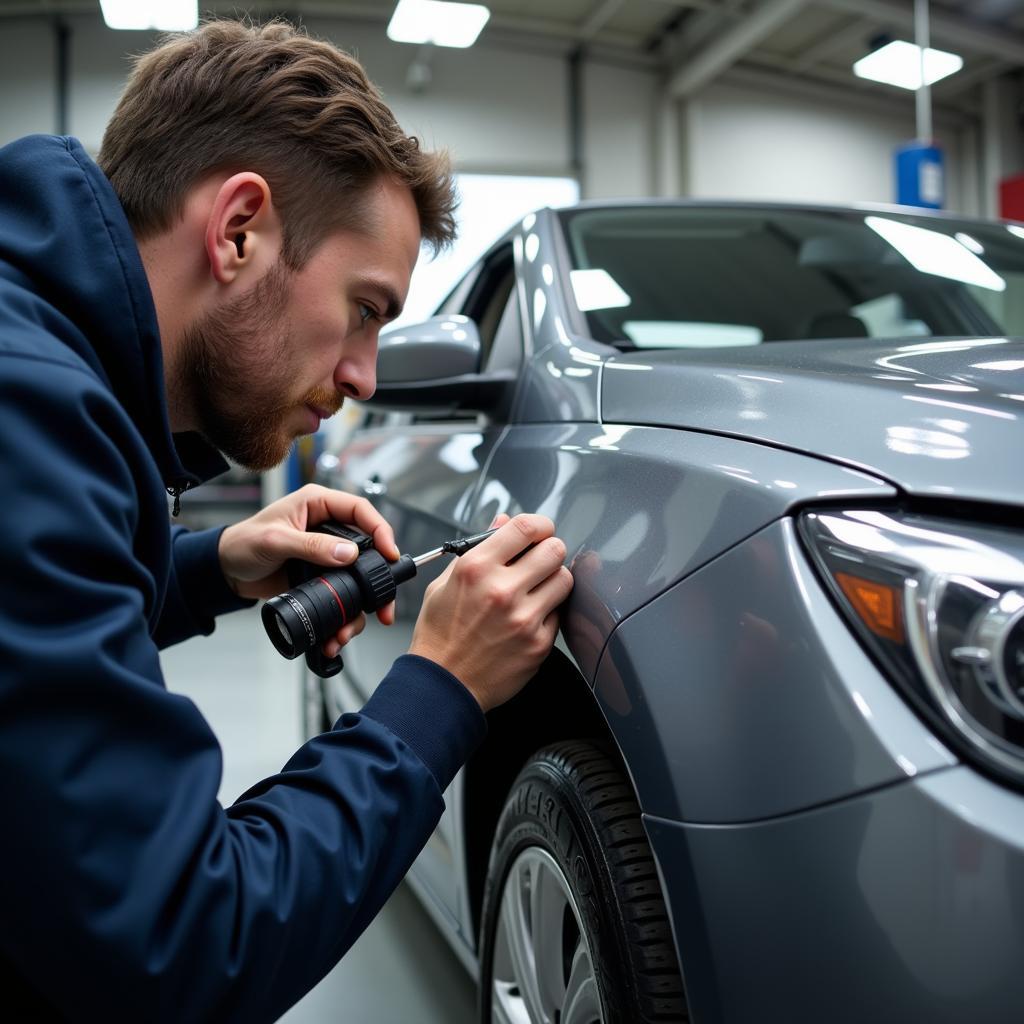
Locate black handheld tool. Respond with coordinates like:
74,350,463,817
261,522,498,678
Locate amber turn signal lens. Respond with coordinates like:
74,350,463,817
835,571,904,644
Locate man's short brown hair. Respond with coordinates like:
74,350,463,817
99,19,457,267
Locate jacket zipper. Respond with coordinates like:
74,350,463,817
167,481,190,517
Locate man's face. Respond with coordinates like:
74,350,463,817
179,178,421,470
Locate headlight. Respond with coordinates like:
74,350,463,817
801,508,1024,788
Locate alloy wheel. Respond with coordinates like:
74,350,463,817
490,846,603,1024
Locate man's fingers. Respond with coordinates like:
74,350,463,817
407,512,571,713
262,526,360,569
469,513,554,566
375,600,396,627
301,485,399,560
525,564,574,618
322,613,367,657
510,535,568,592
540,608,562,644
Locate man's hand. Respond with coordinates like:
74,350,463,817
218,484,399,657
408,513,574,713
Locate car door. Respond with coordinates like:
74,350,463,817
331,241,524,930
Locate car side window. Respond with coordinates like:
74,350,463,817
486,287,523,375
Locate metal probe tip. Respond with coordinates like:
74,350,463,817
411,527,499,568
412,546,445,568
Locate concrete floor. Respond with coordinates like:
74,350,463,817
161,605,477,1024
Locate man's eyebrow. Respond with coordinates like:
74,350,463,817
357,278,403,321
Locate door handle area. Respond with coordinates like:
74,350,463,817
362,474,387,497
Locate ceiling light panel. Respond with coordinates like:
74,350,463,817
853,40,963,91
387,0,491,48
99,0,198,30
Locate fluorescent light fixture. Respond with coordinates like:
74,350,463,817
866,216,1005,292
387,0,490,48
570,269,630,312
853,40,962,90
100,0,198,30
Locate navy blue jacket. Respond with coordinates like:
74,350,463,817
0,136,486,1021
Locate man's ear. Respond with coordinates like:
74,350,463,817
205,172,280,285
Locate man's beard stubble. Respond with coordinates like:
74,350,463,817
175,261,343,472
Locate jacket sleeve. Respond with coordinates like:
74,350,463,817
153,525,256,649
0,359,487,1023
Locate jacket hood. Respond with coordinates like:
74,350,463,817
0,134,226,490
602,335,1024,508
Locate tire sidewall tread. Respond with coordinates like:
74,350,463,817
479,740,687,1023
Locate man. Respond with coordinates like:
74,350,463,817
0,19,572,1021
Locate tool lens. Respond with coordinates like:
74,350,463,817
262,600,302,658
275,614,293,648
262,573,357,660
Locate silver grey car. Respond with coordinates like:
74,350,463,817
309,201,1024,1023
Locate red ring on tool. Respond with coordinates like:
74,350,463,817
316,576,348,626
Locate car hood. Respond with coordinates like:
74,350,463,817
602,336,1024,507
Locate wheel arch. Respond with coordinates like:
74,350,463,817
460,648,620,950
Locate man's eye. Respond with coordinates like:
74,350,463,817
357,303,377,325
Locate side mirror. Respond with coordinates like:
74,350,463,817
376,315,481,382
370,315,515,415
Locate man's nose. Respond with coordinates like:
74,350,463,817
334,341,377,401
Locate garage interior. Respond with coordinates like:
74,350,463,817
4,0,1020,511
2,1,1023,1021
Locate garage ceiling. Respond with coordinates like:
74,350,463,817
1,0,1022,111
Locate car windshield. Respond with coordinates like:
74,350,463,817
559,206,1024,350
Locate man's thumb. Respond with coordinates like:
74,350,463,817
281,528,359,567
326,536,359,565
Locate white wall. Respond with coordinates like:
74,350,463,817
309,19,660,198
583,61,658,198
306,17,573,176
0,19,56,144
0,13,658,201
0,13,986,215
685,77,968,212
64,15,149,152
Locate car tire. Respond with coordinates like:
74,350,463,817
479,741,688,1024
300,669,331,740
